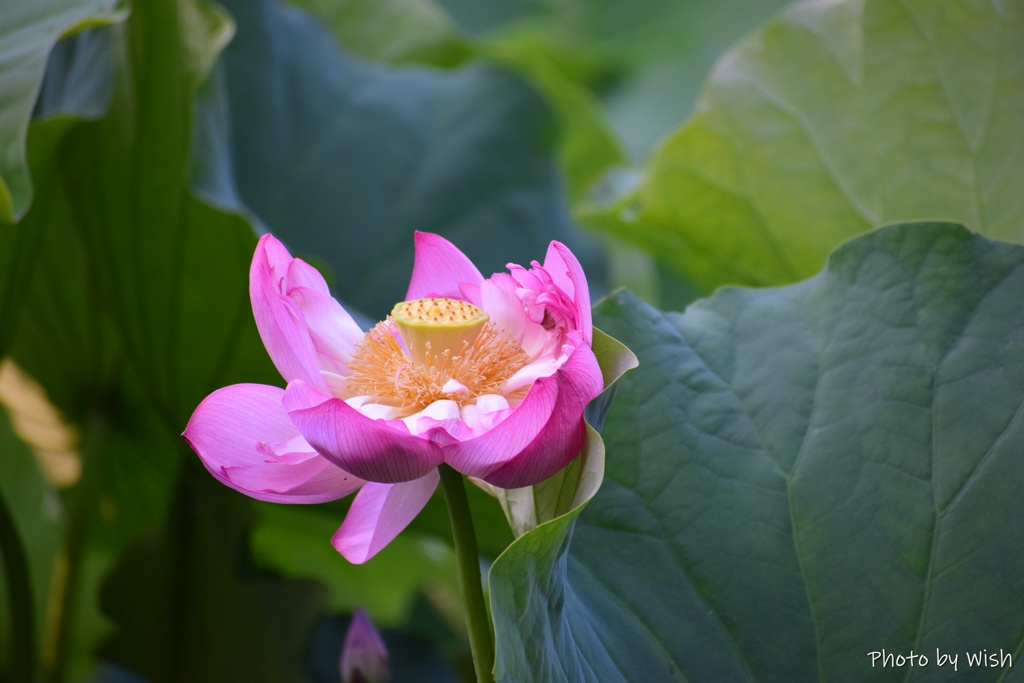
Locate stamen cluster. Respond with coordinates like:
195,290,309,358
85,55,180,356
346,319,529,412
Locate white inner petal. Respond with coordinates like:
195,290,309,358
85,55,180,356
503,355,565,393
401,399,463,436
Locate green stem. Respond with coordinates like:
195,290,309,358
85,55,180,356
45,413,106,683
438,465,495,683
0,488,36,683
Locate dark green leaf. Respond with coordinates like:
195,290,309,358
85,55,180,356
0,27,115,359
213,0,604,320
0,0,123,222
490,222,1024,681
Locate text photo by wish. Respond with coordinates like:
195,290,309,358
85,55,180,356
868,648,1014,672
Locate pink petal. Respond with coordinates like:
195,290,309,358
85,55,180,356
285,257,332,296
405,232,484,301
283,380,445,483
258,231,299,274
250,234,329,393
183,384,364,503
544,241,593,344
288,285,363,373
332,471,440,563
285,258,365,365
479,274,550,359
223,457,337,497
442,344,604,488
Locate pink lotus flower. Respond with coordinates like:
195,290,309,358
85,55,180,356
184,232,604,563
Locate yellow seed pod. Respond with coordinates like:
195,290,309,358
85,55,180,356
391,298,489,365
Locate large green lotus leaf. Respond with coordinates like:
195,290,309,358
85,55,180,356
582,0,1024,291
284,0,626,202
0,0,123,223
490,222,1024,681
211,0,603,320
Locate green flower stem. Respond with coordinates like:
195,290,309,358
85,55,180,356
0,489,36,683
438,464,495,683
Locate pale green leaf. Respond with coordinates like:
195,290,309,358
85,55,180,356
583,0,1024,290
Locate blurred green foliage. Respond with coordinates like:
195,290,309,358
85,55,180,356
581,0,1024,291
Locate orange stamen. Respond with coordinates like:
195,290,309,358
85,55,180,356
346,318,529,413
